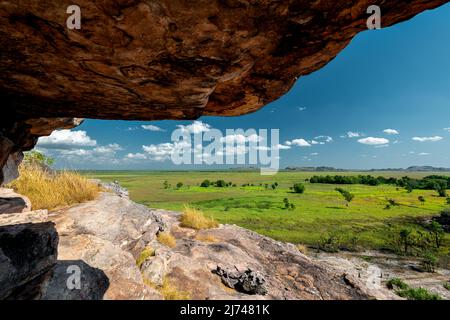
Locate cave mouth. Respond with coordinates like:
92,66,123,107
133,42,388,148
1,0,449,185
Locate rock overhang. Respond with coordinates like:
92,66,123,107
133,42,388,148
0,0,448,184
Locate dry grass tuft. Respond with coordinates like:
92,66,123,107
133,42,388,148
180,205,219,230
160,277,191,300
195,234,218,243
136,247,156,268
8,163,100,210
157,232,177,248
296,244,308,255
142,276,191,300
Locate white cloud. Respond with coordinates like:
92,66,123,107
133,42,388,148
444,128,450,132
298,107,307,111
142,124,165,132
176,121,211,134
383,129,399,135
93,143,123,154
358,137,390,145
345,131,362,138
310,153,319,156
412,136,443,142
37,130,97,149
289,139,311,147
126,153,147,160
418,152,431,156
314,135,333,144
220,133,261,144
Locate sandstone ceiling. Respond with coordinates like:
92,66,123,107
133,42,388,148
0,0,448,184
1,0,448,121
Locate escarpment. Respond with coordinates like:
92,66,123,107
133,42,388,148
0,0,449,184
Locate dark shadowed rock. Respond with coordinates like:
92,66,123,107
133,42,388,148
0,188,31,214
0,222,58,299
213,266,267,295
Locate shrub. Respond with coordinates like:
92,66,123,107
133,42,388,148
386,278,442,300
180,206,219,230
215,180,226,187
444,283,450,291
293,183,305,194
8,163,100,210
157,232,177,248
318,232,341,252
421,252,438,273
200,179,210,187
396,287,442,300
176,182,183,189
386,278,408,290
136,247,155,268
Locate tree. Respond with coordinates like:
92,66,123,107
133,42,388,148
435,184,448,197
293,183,305,194
399,229,413,254
176,182,183,189
23,150,54,167
405,183,413,193
283,198,289,209
418,196,426,205
163,180,169,189
335,188,354,207
447,197,450,205
428,221,444,248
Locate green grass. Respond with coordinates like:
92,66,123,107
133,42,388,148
84,171,450,253
386,277,442,300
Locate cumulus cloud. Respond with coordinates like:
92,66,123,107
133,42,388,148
37,130,97,149
142,124,165,132
287,139,311,147
412,136,443,142
126,153,147,160
176,121,211,134
220,133,261,144
358,137,390,145
383,129,399,135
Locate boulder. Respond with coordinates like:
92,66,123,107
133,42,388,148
0,222,58,299
0,188,32,214
213,266,268,295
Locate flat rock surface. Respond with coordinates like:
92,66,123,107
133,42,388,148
48,191,373,300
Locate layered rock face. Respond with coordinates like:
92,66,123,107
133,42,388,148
0,0,448,184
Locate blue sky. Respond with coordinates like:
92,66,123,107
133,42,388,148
38,3,450,170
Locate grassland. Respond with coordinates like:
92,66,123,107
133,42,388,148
85,170,450,254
